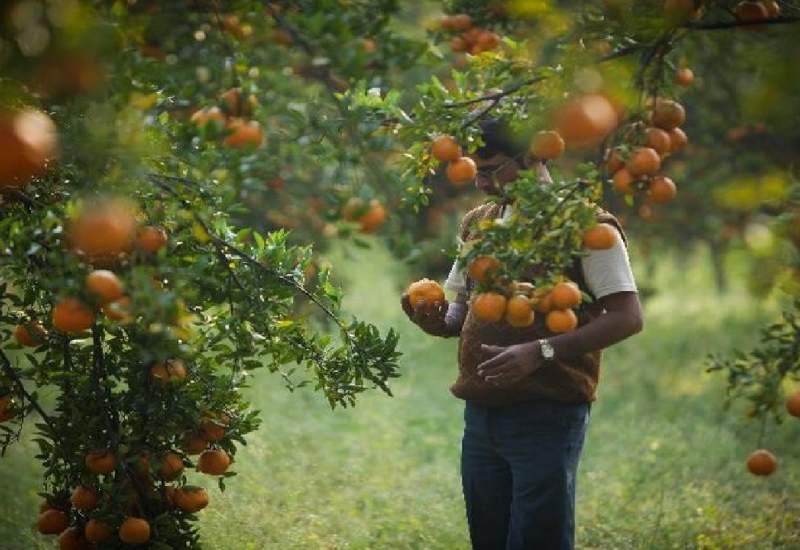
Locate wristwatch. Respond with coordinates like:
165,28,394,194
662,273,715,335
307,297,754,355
537,339,556,361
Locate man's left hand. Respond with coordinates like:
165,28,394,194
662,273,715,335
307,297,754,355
477,342,545,387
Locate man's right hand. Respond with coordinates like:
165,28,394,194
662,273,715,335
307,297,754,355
401,293,450,337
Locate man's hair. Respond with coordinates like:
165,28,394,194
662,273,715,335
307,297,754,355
474,118,528,159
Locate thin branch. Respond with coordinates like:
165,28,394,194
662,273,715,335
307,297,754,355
0,348,54,428
685,16,800,30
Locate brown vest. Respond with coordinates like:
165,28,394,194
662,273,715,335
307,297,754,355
450,201,628,407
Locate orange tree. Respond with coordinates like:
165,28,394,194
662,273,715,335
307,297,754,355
0,1,410,547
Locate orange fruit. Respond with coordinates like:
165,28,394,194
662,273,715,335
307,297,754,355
198,449,232,475
675,68,694,87
530,131,565,160
0,394,13,423
224,118,264,148
14,321,47,347
476,30,500,49
472,292,507,323
644,127,672,156
431,135,461,162
746,449,777,476
446,157,477,186
407,278,445,309
762,0,780,17
649,99,685,131
150,359,188,385
505,295,534,328
468,256,501,284
546,309,578,333
532,289,553,314
173,486,209,513
357,200,387,234
550,282,582,309
84,519,113,543
158,452,185,480
119,517,151,544
58,527,88,550
70,485,98,511
199,415,228,441
0,110,59,191
668,127,688,152
136,225,167,252
183,433,209,455
627,147,661,177
102,296,132,322
583,223,617,249
220,87,247,116
450,36,468,52
361,38,378,53
612,168,635,194
67,198,138,261
785,392,800,417
604,148,624,173
648,176,677,203
448,14,473,31
190,106,226,128
85,450,116,475
52,299,95,334
85,270,124,303
734,1,769,29
37,509,69,535
552,94,619,148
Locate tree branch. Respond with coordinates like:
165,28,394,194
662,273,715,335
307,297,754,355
0,348,54,428
685,16,800,30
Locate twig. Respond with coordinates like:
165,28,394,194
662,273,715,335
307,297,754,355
685,16,800,30
0,348,54,428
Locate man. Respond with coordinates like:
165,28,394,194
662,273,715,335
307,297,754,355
401,119,643,550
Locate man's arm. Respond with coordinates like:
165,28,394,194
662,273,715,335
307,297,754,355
546,290,643,360
400,291,469,338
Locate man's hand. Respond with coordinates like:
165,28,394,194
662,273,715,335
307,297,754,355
401,293,450,337
477,342,545,387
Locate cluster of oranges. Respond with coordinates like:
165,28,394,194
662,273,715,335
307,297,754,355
607,91,690,213
405,222,618,333
745,391,800,477
190,87,264,149
341,197,388,234
431,135,477,187
35,410,233,545
440,14,501,56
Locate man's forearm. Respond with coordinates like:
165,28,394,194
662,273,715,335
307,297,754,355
545,308,642,360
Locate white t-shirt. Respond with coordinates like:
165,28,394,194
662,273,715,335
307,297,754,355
444,204,637,299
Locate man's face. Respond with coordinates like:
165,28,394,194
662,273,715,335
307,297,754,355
471,152,521,196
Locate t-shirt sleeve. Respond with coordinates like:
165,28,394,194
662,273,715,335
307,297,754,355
580,227,637,299
444,258,467,294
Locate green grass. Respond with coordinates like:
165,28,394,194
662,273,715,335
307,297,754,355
1,241,798,549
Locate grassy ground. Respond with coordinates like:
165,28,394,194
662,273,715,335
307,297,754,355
1,242,798,549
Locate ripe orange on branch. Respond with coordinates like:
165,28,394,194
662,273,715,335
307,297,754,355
37,509,69,535
407,278,445,309
190,106,225,129
198,449,232,475
67,198,138,261
103,296,132,322
150,359,188,385
85,450,116,475
645,127,672,156
173,486,210,513
546,309,578,333
119,517,151,544
604,148,624,173
649,99,686,131
158,452,185,480
505,295,534,328
612,168,635,194
785,392,800,417
530,131,565,160
472,292,507,323
627,147,661,177
668,127,688,152
52,299,95,334
70,485,99,511
583,223,617,250
468,255,501,284
0,109,59,191
675,68,694,87
84,519,113,544
224,118,264,148
552,94,619,148
431,135,461,162
136,225,168,252
550,282,582,309
183,433,209,455
86,270,124,303
14,321,47,347
746,449,777,476
447,157,477,186
648,176,677,204
734,1,769,30
58,527,88,550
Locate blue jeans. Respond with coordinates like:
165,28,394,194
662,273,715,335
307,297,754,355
461,399,591,550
